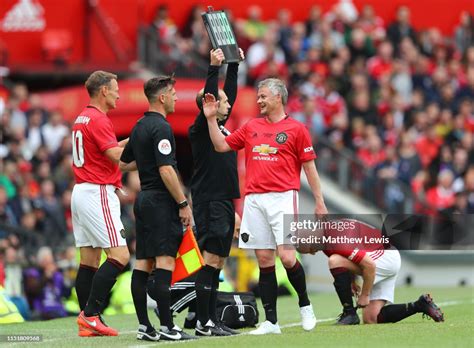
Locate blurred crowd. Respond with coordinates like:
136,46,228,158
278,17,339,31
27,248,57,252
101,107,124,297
1,1,474,320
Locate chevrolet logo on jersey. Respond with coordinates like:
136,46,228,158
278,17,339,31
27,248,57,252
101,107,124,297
252,144,278,155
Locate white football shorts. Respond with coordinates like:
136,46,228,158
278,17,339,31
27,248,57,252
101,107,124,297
365,248,401,303
239,190,298,249
72,183,126,248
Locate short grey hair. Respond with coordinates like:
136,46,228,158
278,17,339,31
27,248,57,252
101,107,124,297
257,78,288,105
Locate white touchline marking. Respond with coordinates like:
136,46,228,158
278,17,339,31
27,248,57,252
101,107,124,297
6,299,472,347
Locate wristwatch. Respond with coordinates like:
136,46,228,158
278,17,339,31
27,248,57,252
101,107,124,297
178,200,189,209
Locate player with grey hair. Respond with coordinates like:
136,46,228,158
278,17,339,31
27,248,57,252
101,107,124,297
201,77,328,335
257,78,288,105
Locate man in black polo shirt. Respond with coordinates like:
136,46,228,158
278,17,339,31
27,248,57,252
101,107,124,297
119,76,195,341
189,48,244,337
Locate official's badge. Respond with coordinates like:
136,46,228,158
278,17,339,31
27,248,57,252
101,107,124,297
158,139,172,155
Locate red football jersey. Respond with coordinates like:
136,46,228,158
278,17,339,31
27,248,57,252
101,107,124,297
71,105,121,187
323,219,387,263
225,116,316,195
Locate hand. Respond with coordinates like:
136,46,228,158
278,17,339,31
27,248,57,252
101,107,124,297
238,48,245,61
357,294,370,308
179,205,193,226
210,49,225,66
202,93,219,119
351,281,361,297
315,200,328,219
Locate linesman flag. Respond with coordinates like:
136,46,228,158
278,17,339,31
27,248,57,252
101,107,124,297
171,226,205,284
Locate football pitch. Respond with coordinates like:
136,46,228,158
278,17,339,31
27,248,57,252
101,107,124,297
3,286,474,347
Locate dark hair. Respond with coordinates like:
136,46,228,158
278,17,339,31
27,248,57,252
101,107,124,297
195,88,222,109
85,71,117,97
144,74,176,103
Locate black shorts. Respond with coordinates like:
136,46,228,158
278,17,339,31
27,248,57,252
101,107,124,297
134,190,183,259
194,200,235,257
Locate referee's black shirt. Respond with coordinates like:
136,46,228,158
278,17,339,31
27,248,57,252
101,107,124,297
189,64,240,204
121,112,177,192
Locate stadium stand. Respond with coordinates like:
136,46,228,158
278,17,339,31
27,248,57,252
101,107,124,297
0,1,473,320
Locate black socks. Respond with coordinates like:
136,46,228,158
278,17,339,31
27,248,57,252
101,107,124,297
84,258,125,316
330,267,356,313
285,260,310,307
195,265,217,325
209,269,220,322
131,269,152,328
149,268,174,330
76,264,97,310
377,303,418,323
259,265,278,324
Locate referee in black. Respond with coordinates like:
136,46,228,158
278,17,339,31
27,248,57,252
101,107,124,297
119,76,195,341
189,48,244,337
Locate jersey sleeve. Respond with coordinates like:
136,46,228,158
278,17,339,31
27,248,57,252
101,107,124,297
152,123,176,167
120,141,134,163
91,117,119,152
338,249,367,264
225,122,247,151
296,124,317,162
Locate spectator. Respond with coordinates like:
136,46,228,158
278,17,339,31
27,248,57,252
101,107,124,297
309,18,345,54
241,5,267,42
425,170,456,212
454,12,474,54
397,133,422,185
41,111,69,153
454,67,474,107
6,95,27,134
4,246,29,319
304,5,322,38
276,9,293,57
349,90,377,125
247,27,285,70
367,40,394,81
36,179,67,241
415,125,443,168
375,145,405,212
181,4,205,39
149,4,177,53
357,133,386,168
348,28,375,64
25,109,45,158
24,247,68,320
0,186,17,235
356,4,385,42
293,96,325,136
387,6,417,51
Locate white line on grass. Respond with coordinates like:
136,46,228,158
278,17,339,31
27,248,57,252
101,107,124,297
6,299,471,347
126,299,474,347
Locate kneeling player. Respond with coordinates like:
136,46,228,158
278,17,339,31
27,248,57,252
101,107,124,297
322,219,445,325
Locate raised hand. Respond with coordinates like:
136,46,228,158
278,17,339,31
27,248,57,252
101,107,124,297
210,49,225,66
202,93,219,119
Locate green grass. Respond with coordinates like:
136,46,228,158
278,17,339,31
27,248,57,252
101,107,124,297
3,287,474,347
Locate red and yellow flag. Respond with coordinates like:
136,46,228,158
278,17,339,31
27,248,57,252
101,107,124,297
171,227,204,284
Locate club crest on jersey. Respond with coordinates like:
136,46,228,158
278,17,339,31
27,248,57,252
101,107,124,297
252,144,278,155
158,139,172,155
275,132,288,144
